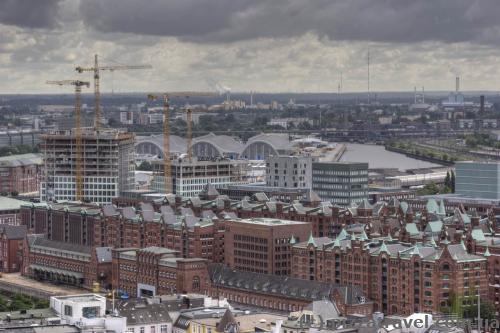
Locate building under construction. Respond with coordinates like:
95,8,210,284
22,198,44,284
40,128,135,204
151,156,251,197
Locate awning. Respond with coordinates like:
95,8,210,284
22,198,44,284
30,264,84,279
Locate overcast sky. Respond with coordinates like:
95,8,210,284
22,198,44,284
1,0,500,94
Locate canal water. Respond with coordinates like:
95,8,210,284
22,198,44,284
339,143,440,171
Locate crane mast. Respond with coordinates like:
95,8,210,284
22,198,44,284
46,80,90,201
147,91,216,194
76,54,152,130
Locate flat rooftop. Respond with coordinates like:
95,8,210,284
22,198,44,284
52,294,104,303
233,217,308,226
0,196,31,211
0,153,42,167
42,127,134,140
192,312,287,331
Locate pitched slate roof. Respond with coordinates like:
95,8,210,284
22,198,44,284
27,234,91,256
209,263,339,302
0,224,26,239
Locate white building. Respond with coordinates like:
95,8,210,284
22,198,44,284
51,294,127,332
152,157,251,197
50,293,175,333
266,155,312,189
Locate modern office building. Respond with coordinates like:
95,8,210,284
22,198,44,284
40,128,136,204
266,155,312,189
312,162,368,206
224,217,311,276
151,156,250,197
455,161,500,199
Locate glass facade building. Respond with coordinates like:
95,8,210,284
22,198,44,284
312,162,369,206
455,161,500,199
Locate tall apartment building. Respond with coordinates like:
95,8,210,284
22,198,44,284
152,157,250,197
455,161,500,199
266,155,312,189
224,217,311,276
0,153,42,195
40,128,135,204
312,162,368,206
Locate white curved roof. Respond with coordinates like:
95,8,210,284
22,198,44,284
193,133,244,154
245,133,294,151
136,134,187,154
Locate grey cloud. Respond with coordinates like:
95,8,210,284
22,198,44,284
79,0,500,45
0,0,62,29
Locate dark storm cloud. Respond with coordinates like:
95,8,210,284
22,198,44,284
0,0,61,29
79,0,500,45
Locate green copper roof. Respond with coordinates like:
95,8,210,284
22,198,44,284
471,229,486,242
359,230,369,241
484,246,491,257
307,231,316,247
290,235,296,245
400,201,409,215
337,229,348,240
411,245,421,257
405,223,419,236
425,221,443,233
426,199,439,214
379,241,389,254
429,237,437,248
438,200,446,215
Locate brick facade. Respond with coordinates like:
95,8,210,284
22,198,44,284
292,235,489,316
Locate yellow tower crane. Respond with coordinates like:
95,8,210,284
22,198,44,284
147,92,216,194
76,54,152,130
46,80,90,201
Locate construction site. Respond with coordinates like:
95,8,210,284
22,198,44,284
40,127,135,204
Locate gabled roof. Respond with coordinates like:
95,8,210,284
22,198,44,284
199,183,220,198
471,229,486,242
425,221,443,234
0,224,26,239
208,263,368,305
216,309,238,332
405,223,419,236
426,199,439,214
357,199,373,210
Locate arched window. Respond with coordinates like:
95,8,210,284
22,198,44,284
192,276,200,291
441,263,450,271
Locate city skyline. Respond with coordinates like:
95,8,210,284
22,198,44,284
1,0,500,94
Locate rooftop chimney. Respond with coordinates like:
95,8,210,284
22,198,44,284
456,76,460,92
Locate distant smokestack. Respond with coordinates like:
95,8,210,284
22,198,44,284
480,95,485,113
414,86,417,104
456,76,460,92
422,86,425,104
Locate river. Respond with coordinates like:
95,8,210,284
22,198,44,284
339,143,440,171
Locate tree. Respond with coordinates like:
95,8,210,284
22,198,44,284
417,182,440,195
450,171,456,193
445,171,451,188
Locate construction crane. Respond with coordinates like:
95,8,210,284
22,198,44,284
46,80,90,201
76,54,152,130
147,92,216,194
